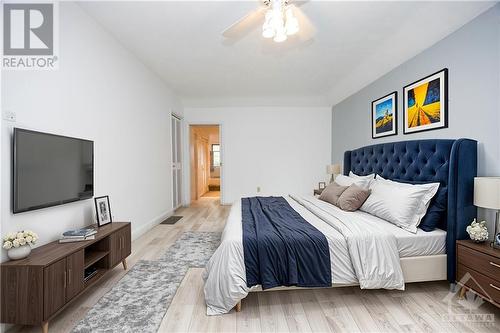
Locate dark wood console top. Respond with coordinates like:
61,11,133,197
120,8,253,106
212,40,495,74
1,222,130,267
457,239,500,258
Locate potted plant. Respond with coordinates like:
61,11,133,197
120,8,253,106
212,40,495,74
3,230,38,260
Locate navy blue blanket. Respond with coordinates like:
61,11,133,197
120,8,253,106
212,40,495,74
242,196,331,290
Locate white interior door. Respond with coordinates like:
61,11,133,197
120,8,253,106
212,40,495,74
171,115,182,209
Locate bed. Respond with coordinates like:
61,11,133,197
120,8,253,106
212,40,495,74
203,139,477,315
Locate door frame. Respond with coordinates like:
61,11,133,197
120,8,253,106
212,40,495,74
194,134,209,200
183,121,224,206
171,112,183,210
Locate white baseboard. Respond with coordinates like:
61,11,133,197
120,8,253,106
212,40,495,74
131,209,173,241
0,323,11,333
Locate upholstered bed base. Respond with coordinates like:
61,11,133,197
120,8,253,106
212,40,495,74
237,255,447,312
249,254,447,293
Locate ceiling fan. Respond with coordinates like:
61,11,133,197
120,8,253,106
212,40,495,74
222,0,315,44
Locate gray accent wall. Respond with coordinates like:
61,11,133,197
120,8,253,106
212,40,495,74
332,4,500,177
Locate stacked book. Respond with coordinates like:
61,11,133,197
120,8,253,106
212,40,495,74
59,228,97,243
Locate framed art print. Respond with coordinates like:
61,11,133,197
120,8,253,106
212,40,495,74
94,195,112,227
403,68,448,134
372,91,397,139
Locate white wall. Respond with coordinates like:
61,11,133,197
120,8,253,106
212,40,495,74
332,5,500,177
1,2,182,262
183,107,331,205
331,4,500,233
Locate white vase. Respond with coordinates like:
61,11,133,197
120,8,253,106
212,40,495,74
7,244,31,260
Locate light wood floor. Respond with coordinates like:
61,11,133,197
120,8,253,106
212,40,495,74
8,197,500,333
201,191,221,198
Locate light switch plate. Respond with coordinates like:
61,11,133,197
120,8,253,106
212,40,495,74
3,110,16,122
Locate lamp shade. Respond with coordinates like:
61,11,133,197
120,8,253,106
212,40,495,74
327,164,341,175
474,177,500,209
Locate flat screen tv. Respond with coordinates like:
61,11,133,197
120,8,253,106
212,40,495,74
13,128,94,213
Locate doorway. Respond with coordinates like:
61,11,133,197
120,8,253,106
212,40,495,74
189,125,221,202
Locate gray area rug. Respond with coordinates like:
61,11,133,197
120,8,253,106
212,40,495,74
72,232,221,333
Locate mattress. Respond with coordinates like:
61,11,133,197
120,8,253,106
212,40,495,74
351,208,447,257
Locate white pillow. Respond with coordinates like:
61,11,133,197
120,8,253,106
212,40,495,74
376,175,437,213
335,174,372,189
360,177,440,233
349,171,375,180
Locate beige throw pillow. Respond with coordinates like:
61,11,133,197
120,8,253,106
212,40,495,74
337,184,371,212
319,182,348,206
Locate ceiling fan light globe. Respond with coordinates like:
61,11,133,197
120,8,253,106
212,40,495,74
262,9,276,38
262,27,275,38
285,21,299,35
284,6,299,36
273,16,284,30
273,30,287,43
264,9,274,24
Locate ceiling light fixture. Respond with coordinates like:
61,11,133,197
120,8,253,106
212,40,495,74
261,0,300,43
262,10,275,38
284,6,299,36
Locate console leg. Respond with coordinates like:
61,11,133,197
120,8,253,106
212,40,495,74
122,259,128,270
459,286,466,299
235,301,241,312
42,321,48,333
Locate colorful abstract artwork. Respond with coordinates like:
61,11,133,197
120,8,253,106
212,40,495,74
372,92,397,138
404,69,448,134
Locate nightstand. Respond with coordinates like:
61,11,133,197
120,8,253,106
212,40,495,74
314,189,324,196
456,240,500,308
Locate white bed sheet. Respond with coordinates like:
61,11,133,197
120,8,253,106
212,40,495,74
294,195,446,258
345,206,447,257
290,196,446,282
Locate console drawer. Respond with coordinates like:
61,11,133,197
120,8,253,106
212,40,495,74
457,244,500,282
457,264,500,306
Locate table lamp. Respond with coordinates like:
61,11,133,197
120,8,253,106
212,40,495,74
474,177,500,248
327,164,341,183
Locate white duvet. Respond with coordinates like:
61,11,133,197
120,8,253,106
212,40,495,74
202,195,405,316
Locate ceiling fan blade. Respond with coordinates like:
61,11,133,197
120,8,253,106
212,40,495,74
222,7,266,39
291,5,315,41
291,0,309,8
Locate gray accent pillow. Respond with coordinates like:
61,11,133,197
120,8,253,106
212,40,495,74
337,184,371,212
319,182,348,206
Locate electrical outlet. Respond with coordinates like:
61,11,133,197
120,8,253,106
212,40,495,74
3,110,16,122
257,186,261,193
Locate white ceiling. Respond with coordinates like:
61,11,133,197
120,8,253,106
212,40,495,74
79,1,496,107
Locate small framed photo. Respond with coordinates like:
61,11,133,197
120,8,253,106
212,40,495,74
372,91,397,139
403,68,448,134
94,196,112,227
319,182,326,190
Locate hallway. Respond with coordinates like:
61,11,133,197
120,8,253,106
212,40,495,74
202,191,220,198
190,125,221,202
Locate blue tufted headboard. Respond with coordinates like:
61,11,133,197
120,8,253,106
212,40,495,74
343,139,477,282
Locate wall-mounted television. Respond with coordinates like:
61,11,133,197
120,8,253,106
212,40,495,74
13,128,94,213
